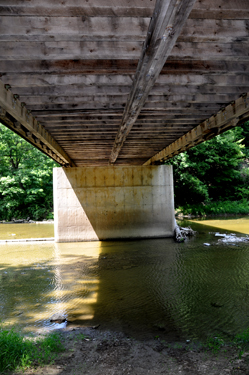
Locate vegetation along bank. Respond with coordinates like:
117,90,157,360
0,121,249,220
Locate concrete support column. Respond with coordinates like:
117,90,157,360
53,165,175,242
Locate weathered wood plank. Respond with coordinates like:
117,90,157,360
1,0,247,18
0,60,248,75
0,59,140,74
189,10,249,20
1,18,248,44
170,42,249,60
2,41,248,61
8,84,249,98
9,94,241,108
0,41,143,60
43,120,198,129
0,1,155,17
0,16,150,40
179,19,249,43
27,101,222,112
39,113,223,123
1,74,134,87
2,72,249,88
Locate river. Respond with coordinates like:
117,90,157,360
0,217,249,341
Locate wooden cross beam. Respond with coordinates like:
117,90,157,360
0,79,75,167
109,0,197,164
143,92,249,165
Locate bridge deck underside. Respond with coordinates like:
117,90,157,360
0,0,249,166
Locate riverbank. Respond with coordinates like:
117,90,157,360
175,199,249,218
9,326,249,375
0,219,54,224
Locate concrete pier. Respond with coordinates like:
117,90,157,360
53,165,175,242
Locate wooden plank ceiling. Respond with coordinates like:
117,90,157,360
0,0,249,167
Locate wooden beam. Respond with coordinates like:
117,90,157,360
109,0,197,164
0,79,75,166
0,16,150,42
0,59,140,74
3,72,249,89
0,59,248,75
0,1,155,17
144,93,249,165
0,41,143,60
5,83,249,100
27,101,222,112
1,17,248,44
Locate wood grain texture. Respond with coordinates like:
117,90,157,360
109,0,197,164
0,0,248,167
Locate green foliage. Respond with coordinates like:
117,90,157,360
234,327,249,345
204,328,249,359
0,123,58,220
167,122,249,209
234,328,249,359
206,336,224,353
0,326,64,373
176,199,249,216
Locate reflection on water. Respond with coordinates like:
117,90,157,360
0,217,249,340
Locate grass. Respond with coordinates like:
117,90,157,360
233,328,249,358
155,328,249,359
204,328,249,358
0,326,64,373
205,336,225,354
176,199,249,217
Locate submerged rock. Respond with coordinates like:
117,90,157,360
50,313,67,323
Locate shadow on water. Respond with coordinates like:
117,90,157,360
0,240,181,340
1,221,249,341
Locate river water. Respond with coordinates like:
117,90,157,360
0,217,249,341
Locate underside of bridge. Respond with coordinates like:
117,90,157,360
0,0,249,241
0,0,249,168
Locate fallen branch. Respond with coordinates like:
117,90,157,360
174,221,196,242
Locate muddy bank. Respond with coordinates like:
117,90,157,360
0,220,54,224
10,327,249,375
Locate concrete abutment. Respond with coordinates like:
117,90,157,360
53,165,175,242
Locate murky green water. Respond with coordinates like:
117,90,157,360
0,218,249,341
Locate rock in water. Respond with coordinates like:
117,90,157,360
50,313,67,323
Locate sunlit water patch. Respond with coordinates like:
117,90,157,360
0,223,54,240
0,218,249,341
186,216,249,235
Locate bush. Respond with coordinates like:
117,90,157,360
0,123,57,221
176,199,249,216
0,326,64,373
167,123,249,210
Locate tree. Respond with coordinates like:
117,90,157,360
167,123,249,207
0,123,58,220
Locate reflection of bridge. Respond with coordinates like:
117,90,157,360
0,0,249,241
